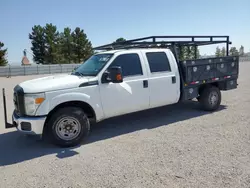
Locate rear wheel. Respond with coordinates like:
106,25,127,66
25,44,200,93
48,107,90,147
198,86,221,111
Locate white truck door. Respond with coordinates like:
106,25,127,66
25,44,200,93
99,52,150,118
143,50,180,108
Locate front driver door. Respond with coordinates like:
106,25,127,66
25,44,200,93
99,52,150,118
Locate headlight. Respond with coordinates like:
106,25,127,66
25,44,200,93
24,93,45,116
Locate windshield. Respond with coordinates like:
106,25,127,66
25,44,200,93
72,53,113,76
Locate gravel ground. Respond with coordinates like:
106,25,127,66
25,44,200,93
0,63,250,188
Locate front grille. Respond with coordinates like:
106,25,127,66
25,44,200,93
13,92,20,115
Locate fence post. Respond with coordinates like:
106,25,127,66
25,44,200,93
24,65,26,75
5,65,8,77
37,64,39,74
8,64,11,78
49,64,51,74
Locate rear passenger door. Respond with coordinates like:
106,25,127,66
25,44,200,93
100,52,150,118
144,51,179,108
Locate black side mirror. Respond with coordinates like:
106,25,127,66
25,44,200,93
109,66,123,83
102,66,123,83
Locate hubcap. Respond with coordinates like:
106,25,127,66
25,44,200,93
55,117,81,141
209,91,218,106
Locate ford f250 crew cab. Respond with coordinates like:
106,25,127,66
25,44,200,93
2,36,239,147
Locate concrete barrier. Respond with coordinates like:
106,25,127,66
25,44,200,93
0,64,81,77
0,57,249,77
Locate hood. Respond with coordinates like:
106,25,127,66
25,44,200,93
19,74,94,93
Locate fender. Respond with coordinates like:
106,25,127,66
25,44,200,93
36,92,104,121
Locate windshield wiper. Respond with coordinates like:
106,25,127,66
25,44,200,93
72,72,95,77
72,71,85,76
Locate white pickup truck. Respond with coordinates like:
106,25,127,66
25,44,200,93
3,36,239,147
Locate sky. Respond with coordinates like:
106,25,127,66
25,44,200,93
1,0,250,64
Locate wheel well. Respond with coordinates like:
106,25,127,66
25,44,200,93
43,101,96,135
198,82,219,95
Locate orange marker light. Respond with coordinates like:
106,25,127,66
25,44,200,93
35,97,45,104
116,74,122,81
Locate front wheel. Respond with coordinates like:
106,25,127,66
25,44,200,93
48,107,90,147
198,86,221,111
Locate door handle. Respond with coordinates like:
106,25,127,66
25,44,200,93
172,76,176,84
143,80,148,88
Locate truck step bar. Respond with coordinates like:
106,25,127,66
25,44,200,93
2,88,16,129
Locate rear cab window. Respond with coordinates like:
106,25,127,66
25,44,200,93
146,52,172,73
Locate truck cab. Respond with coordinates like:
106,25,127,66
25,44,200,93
97,48,181,117
3,36,239,147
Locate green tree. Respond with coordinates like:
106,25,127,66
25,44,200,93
239,45,244,56
59,27,75,64
29,25,46,64
215,46,221,57
72,27,93,63
44,23,60,64
190,46,200,59
179,46,185,61
183,46,191,60
178,46,198,60
229,47,239,56
115,38,126,43
186,46,190,59
0,41,8,66
30,24,94,64
221,47,226,56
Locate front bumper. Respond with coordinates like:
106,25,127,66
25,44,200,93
2,87,46,135
12,112,46,135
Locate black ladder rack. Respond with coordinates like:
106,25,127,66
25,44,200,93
94,35,231,56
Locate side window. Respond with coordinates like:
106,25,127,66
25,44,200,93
146,52,171,73
109,53,143,77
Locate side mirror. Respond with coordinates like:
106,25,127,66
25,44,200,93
109,66,123,83
102,66,123,83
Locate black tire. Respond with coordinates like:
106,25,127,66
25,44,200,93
199,85,221,111
47,107,90,147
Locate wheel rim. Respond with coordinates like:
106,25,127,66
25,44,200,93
55,116,81,141
209,91,218,106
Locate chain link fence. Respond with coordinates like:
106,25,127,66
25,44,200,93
0,64,81,77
